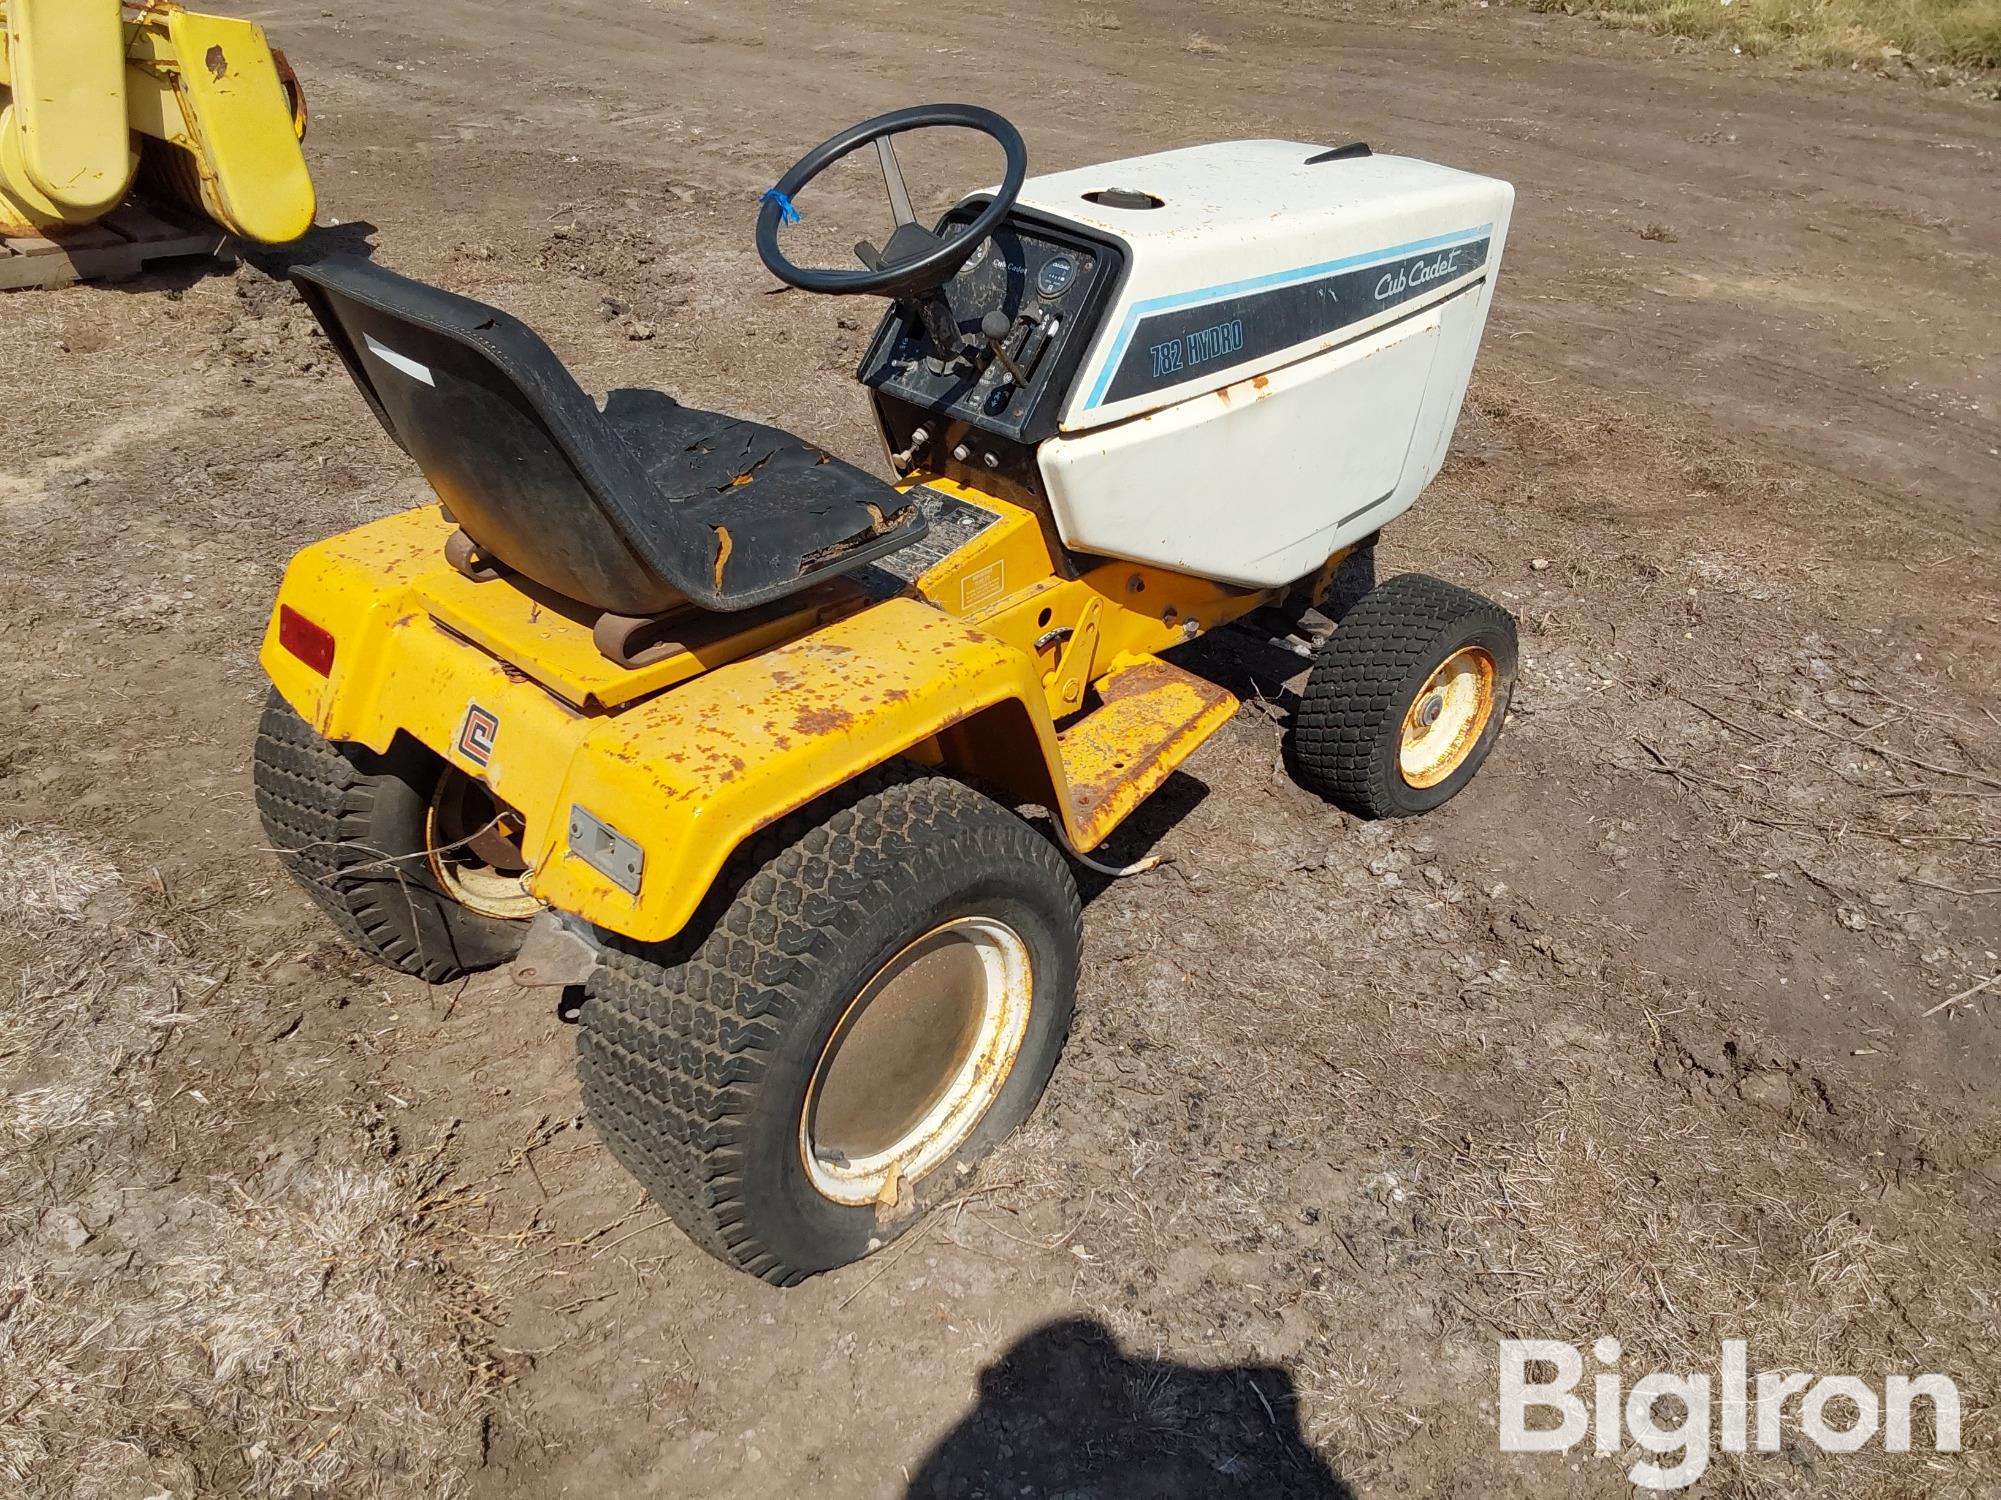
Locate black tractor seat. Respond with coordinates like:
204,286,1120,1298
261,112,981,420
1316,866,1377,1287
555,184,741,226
290,255,925,616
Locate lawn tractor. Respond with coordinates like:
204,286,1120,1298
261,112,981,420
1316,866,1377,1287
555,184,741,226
254,107,1518,1284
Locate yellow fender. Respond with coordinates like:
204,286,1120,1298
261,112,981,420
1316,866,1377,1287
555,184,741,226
262,514,1077,945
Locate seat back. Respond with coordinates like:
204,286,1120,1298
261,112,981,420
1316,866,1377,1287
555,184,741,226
293,256,697,615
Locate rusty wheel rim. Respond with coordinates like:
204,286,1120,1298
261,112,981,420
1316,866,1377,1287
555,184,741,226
801,916,1033,1208
1398,645,1498,789
425,768,540,919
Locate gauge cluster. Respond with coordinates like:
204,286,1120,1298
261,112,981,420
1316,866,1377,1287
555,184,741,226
857,206,1121,446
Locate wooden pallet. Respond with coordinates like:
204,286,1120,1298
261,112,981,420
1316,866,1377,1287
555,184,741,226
0,199,231,291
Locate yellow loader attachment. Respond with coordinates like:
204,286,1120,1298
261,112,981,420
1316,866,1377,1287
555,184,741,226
0,0,312,245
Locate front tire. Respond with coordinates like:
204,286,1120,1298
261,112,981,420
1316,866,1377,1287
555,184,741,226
576,769,1082,1285
1292,573,1517,819
252,688,528,981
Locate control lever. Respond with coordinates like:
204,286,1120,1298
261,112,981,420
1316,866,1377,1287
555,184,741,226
889,424,932,472
981,310,1029,386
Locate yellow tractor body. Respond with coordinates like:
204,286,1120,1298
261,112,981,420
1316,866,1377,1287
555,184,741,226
263,486,1298,944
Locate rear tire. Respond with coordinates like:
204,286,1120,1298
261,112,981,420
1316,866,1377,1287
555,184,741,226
1292,573,1517,819
576,768,1081,1285
252,688,527,981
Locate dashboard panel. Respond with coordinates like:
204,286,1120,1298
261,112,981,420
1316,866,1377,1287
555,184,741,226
857,204,1122,446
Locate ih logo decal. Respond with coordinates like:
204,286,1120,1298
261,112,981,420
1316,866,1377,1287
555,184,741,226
457,704,499,767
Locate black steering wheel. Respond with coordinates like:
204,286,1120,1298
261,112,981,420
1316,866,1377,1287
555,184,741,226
756,104,1028,300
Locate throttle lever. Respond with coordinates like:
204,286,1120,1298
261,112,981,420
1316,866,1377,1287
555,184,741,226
981,310,1029,386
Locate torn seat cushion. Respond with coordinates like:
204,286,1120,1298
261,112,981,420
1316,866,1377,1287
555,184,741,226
599,388,906,599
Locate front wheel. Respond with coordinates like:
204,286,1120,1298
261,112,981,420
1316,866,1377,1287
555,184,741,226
576,769,1082,1284
1291,572,1518,818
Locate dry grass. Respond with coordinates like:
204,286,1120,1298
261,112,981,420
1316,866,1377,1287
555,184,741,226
0,827,513,1498
1483,0,2001,71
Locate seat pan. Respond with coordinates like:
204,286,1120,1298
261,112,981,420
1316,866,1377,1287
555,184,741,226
600,389,906,599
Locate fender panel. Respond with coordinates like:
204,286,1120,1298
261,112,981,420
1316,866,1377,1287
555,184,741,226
536,597,1072,939
261,515,1079,943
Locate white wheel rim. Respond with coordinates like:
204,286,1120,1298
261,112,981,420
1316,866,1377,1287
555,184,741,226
424,769,541,919
800,916,1034,1207
1398,645,1498,789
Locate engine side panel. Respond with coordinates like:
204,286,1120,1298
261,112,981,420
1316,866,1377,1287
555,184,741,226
1038,304,1451,588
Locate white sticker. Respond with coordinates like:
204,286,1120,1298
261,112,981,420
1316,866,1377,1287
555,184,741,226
959,561,1007,612
363,332,436,386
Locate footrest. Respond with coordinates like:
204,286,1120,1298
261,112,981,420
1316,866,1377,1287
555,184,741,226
1057,655,1239,848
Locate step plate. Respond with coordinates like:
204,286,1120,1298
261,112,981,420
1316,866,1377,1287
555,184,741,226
1058,655,1239,849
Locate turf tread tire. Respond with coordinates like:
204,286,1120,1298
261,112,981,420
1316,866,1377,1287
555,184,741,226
1293,572,1517,819
252,688,523,981
576,767,1081,1286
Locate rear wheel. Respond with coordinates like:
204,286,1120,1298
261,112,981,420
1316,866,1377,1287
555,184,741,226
1291,573,1517,818
252,688,531,980
576,769,1081,1284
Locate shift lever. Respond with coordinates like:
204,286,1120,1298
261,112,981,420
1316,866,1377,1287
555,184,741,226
981,310,1029,386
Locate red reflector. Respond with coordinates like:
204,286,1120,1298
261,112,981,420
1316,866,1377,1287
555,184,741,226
278,604,336,676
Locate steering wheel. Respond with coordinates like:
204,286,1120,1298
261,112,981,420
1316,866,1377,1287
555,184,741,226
756,104,1028,301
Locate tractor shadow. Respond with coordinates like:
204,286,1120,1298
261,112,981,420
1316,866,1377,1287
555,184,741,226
1173,623,1314,718
238,218,382,277
904,1316,1352,1499
1070,769,1211,907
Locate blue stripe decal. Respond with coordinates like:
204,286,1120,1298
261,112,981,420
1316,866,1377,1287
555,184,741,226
1081,224,1493,412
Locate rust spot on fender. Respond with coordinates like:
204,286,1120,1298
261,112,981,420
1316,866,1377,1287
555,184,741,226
793,704,853,736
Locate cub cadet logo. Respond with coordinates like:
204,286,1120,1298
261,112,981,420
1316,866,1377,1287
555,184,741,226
457,705,499,767
1374,248,1465,301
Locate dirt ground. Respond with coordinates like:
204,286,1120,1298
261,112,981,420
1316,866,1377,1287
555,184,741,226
2,1,1998,1495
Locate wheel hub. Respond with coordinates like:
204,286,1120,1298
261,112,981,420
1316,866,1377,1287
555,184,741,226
1398,646,1498,789
801,916,1033,1207
425,768,540,919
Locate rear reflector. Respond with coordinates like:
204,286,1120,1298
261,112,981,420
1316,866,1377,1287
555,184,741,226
278,604,336,676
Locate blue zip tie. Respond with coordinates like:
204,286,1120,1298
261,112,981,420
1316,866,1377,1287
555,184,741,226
761,187,801,225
